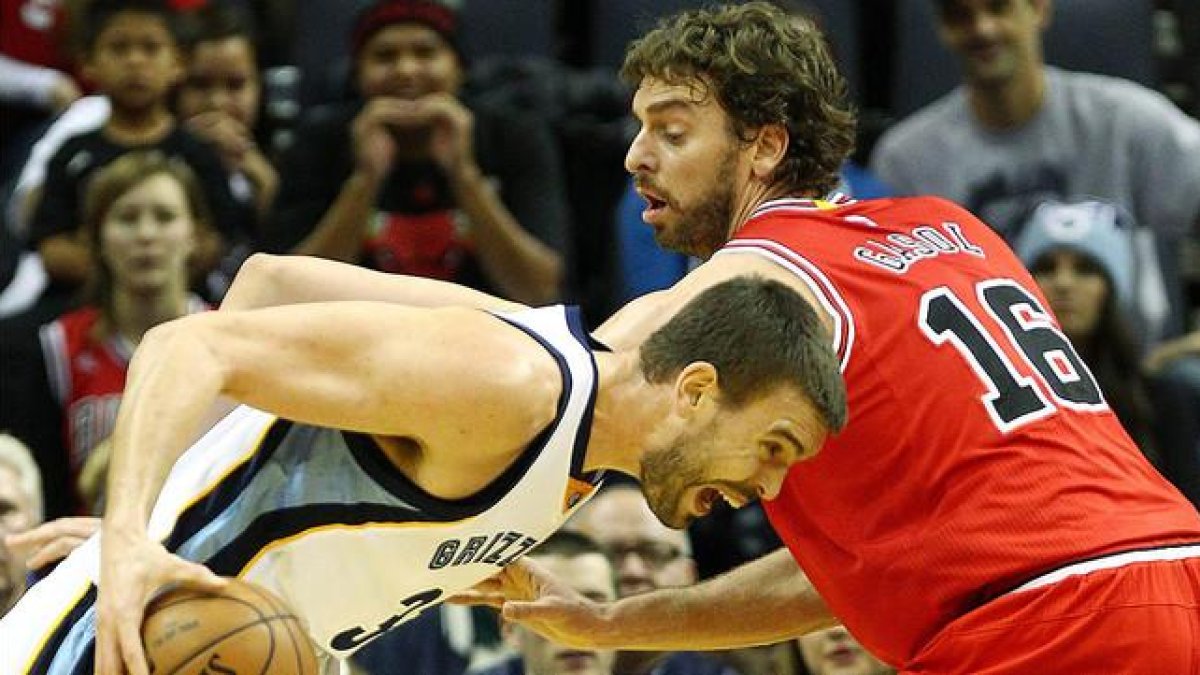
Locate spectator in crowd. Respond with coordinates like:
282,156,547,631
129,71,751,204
870,0,1200,345
25,0,248,316
474,531,618,675
4,3,273,309
0,433,43,615
0,0,80,185
796,627,892,675
1144,331,1200,508
1014,201,1156,451
570,483,740,675
176,4,277,222
264,0,570,305
871,0,1200,240
1015,200,1200,505
2,151,212,518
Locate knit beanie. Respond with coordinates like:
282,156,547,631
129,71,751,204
351,0,460,57
1014,200,1136,306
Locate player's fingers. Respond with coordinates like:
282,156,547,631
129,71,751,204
94,613,127,675
501,599,554,622
169,558,228,593
118,620,150,675
27,535,87,569
445,590,504,609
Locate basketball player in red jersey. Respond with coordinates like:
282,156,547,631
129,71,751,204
118,2,1197,671
444,3,1200,672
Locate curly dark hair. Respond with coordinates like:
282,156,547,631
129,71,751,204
622,2,856,197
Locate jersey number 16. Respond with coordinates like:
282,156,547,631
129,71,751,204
918,278,1105,433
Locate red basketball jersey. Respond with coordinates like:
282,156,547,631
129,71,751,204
721,196,1200,665
39,307,131,485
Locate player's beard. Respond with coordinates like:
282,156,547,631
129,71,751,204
640,439,707,529
653,148,738,259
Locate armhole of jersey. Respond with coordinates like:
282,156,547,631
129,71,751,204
561,306,604,485
37,321,70,405
714,242,855,373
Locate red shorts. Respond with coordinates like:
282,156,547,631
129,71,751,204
903,549,1200,675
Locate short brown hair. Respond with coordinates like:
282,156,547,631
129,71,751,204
639,275,847,432
82,151,213,316
622,2,855,197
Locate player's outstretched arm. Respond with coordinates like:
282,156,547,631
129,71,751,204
472,548,836,651
594,250,831,352
221,253,527,314
98,301,557,675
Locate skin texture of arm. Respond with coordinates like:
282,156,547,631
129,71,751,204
97,301,558,674
478,548,835,651
594,250,831,351
220,253,527,313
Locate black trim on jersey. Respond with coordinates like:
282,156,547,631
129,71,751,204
345,305,604,518
163,418,294,553
201,502,457,576
29,585,96,675
993,540,1200,602
343,426,550,522
561,306,603,484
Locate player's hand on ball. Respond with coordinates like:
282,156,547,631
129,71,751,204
95,529,227,675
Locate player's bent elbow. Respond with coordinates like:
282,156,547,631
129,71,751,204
221,252,285,311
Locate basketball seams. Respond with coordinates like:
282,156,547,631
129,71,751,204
163,614,297,675
144,583,314,674
244,582,312,674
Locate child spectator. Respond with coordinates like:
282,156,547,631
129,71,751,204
26,0,249,310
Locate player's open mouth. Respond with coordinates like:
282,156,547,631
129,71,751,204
638,189,670,222
826,645,856,663
694,486,746,516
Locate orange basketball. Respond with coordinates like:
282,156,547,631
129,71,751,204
141,579,318,674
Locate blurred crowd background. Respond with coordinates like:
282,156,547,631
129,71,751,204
1,1,1197,673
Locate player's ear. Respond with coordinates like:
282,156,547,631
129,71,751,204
751,123,789,183
674,362,719,414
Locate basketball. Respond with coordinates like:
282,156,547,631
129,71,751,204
141,579,318,674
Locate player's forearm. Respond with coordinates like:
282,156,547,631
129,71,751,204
450,166,563,305
221,253,526,313
103,319,227,535
598,549,834,651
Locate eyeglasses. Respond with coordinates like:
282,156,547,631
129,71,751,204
602,540,684,567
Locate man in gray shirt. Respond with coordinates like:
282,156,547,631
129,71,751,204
871,0,1200,243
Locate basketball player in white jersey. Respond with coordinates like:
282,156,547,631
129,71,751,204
0,274,846,675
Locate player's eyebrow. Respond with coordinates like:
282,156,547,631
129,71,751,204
642,98,696,117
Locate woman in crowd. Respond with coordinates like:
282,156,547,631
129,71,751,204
4,151,212,517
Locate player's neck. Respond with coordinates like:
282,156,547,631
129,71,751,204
584,352,671,476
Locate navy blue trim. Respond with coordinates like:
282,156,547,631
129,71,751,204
560,307,603,484
344,309,573,519
201,503,456,575
29,585,96,674
343,425,548,522
164,418,294,553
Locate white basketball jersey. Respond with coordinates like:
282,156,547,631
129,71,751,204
0,305,605,673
